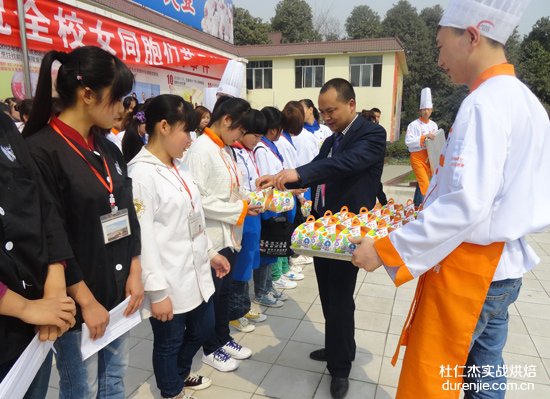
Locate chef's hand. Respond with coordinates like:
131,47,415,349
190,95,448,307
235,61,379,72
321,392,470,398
124,257,144,317
211,254,231,278
256,175,275,190
350,236,383,272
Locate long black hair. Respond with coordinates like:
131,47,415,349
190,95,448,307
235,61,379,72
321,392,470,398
23,46,134,137
261,106,283,131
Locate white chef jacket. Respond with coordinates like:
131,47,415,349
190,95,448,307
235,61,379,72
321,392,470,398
314,124,333,143
254,140,284,176
293,128,321,167
234,145,260,191
275,133,298,169
184,130,247,252
405,119,438,153
128,148,215,313
385,65,550,282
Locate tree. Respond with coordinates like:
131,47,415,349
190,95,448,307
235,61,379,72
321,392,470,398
419,4,443,33
314,6,343,41
524,17,550,52
518,18,550,111
271,0,320,43
504,27,522,66
345,5,382,39
233,7,270,45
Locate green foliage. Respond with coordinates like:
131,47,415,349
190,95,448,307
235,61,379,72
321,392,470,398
345,5,382,39
525,17,550,52
505,28,522,66
271,0,319,43
233,7,270,46
385,133,409,159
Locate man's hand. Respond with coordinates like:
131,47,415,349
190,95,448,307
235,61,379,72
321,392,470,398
211,254,231,278
350,237,383,272
273,169,300,190
256,175,275,190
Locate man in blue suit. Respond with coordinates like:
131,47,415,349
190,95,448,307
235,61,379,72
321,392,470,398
258,78,386,399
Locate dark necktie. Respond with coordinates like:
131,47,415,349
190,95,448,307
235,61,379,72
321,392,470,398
332,132,344,153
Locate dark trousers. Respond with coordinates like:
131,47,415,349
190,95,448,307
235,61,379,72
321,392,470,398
376,181,388,206
228,280,251,321
314,256,359,378
203,247,235,355
149,300,214,398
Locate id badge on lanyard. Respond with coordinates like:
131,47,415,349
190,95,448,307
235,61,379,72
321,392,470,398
100,207,131,244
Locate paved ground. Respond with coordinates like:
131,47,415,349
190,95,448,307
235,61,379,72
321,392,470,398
44,165,550,398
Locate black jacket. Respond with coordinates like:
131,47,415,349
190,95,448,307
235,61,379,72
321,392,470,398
293,115,386,214
26,125,141,328
0,113,74,364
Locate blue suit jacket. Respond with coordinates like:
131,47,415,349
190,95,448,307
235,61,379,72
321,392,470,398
292,115,386,214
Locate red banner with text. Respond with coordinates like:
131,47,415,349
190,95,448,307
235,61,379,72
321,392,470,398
0,0,229,67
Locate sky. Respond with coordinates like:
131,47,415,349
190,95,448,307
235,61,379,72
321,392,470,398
232,0,549,37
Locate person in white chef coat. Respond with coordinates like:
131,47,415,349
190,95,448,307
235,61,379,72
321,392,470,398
128,94,230,398
350,1,550,398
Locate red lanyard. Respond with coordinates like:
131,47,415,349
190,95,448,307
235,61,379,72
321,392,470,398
170,162,195,210
245,148,261,177
50,121,117,210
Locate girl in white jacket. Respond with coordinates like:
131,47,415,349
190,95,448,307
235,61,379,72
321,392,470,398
184,97,262,373
128,95,230,399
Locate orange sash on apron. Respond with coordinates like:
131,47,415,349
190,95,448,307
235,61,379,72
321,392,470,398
410,149,432,195
393,241,505,399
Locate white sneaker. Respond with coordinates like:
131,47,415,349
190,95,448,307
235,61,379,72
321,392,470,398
273,276,297,289
222,339,252,360
290,255,313,266
229,317,255,332
290,265,303,273
284,271,304,281
202,348,239,372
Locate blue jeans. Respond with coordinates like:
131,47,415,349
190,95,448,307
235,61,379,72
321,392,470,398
463,278,522,399
253,263,273,298
0,350,53,399
228,280,251,321
54,329,129,399
149,300,214,398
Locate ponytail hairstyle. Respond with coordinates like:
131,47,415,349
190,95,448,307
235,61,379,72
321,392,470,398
23,46,134,137
281,101,305,135
299,98,320,122
122,95,197,162
209,96,253,131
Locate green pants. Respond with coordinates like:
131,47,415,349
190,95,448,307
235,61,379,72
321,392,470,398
271,257,290,281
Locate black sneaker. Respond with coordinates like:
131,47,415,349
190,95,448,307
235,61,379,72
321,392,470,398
184,373,212,390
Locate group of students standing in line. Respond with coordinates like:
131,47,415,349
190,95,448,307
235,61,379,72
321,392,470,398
0,44,352,399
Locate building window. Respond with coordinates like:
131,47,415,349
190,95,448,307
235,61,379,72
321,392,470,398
295,58,325,88
349,56,383,87
246,61,273,90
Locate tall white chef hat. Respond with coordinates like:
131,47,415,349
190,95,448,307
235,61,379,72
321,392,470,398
420,88,433,109
439,0,531,45
216,60,245,98
203,87,218,113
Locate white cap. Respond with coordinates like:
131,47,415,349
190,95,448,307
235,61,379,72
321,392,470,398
203,87,218,113
216,60,245,98
420,88,433,109
439,0,531,45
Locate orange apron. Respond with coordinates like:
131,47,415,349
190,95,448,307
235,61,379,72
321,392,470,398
410,149,431,195
393,242,504,399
